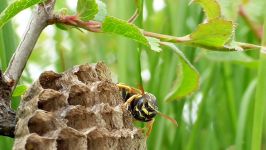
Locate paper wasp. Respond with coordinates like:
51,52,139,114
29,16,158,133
117,83,178,136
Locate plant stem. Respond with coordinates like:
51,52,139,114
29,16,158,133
143,31,191,43
48,15,263,52
135,0,144,88
236,79,256,150
223,63,237,136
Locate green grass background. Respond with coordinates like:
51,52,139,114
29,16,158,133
1,0,266,149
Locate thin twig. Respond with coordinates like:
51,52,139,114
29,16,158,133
128,9,139,23
49,15,263,51
48,15,102,32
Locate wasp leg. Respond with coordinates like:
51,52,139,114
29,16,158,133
122,94,140,110
145,119,155,137
117,83,142,95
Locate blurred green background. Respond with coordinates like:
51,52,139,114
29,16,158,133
1,0,266,149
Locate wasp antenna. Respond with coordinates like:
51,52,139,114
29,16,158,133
156,111,178,127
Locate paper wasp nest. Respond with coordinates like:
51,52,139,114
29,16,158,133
13,62,146,150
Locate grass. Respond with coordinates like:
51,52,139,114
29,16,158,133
251,8,266,150
0,0,266,149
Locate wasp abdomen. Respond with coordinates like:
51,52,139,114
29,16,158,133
129,96,157,122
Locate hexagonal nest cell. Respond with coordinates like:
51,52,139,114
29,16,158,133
13,62,146,150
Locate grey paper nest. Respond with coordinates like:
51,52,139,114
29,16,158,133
13,62,146,150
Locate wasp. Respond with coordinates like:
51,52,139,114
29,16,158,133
117,83,178,136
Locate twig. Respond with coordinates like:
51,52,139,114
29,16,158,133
48,15,101,32
128,9,139,23
4,0,56,88
49,15,263,51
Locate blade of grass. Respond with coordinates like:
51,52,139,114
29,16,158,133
186,61,236,149
186,64,217,150
153,50,177,150
54,29,66,72
0,30,7,69
223,63,237,136
236,79,257,150
251,5,266,150
135,0,144,88
111,0,137,84
0,1,7,69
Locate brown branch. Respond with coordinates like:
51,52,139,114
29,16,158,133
0,0,56,138
0,70,15,137
4,0,56,88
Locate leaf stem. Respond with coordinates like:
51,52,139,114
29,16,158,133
48,15,263,52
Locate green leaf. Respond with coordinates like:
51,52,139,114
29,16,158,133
102,16,149,47
0,0,45,29
102,16,163,52
146,37,162,52
191,0,221,20
94,0,107,22
12,85,27,97
187,18,233,49
163,43,200,101
77,0,98,21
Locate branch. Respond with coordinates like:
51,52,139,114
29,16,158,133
4,0,56,88
0,71,15,137
48,15,263,51
0,0,56,138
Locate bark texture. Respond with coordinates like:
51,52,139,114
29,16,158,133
0,71,16,137
13,62,146,150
